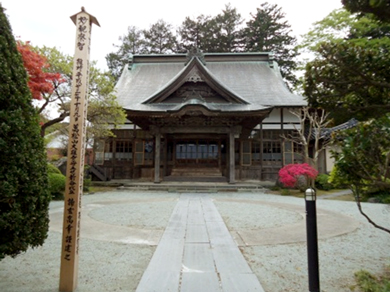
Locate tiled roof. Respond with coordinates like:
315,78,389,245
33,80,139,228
320,118,359,139
308,118,359,140
114,53,307,113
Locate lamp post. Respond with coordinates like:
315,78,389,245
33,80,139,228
305,187,320,292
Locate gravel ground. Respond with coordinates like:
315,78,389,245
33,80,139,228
0,190,389,292
211,193,390,292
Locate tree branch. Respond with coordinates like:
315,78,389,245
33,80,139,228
40,111,69,137
355,195,390,234
351,186,390,234
37,96,51,114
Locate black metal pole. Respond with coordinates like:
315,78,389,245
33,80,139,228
306,199,320,292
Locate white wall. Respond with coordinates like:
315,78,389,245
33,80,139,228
261,108,301,130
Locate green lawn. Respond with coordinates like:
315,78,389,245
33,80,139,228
268,188,355,201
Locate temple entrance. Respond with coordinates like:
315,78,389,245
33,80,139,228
164,137,227,182
175,139,220,167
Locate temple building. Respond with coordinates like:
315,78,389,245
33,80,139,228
92,52,307,183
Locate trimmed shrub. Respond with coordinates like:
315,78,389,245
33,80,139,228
0,5,50,260
48,173,66,200
47,163,61,174
328,166,348,189
83,177,91,192
315,174,333,191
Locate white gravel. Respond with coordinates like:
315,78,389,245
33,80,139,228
211,192,390,292
0,190,389,292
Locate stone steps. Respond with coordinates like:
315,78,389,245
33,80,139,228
170,167,223,177
163,176,227,183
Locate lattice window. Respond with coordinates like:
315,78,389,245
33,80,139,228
263,130,283,140
134,141,144,166
241,140,251,166
94,140,105,165
104,141,113,161
115,141,132,161
284,141,304,164
252,141,261,162
263,141,282,162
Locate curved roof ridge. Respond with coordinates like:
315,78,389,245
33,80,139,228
142,57,248,105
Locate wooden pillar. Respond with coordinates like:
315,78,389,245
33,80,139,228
163,135,168,177
131,124,136,179
218,140,221,169
173,140,177,167
60,8,99,292
229,131,235,184
154,128,161,183
260,123,264,180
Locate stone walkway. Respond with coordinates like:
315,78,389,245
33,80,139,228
136,193,265,292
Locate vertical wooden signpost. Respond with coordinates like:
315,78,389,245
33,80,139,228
59,7,99,292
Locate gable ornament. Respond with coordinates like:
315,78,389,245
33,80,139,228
185,48,206,66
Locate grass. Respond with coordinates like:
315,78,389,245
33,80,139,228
267,187,355,201
326,194,355,201
85,186,118,194
351,266,390,292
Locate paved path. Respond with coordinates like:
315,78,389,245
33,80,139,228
318,189,353,199
136,193,265,292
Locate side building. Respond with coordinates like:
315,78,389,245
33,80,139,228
92,52,307,183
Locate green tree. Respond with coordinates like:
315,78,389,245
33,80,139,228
342,0,390,22
243,2,299,86
213,4,244,52
178,4,244,53
86,65,127,141
108,3,299,84
105,26,146,81
303,13,390,122
303,3,390,233
178,15,215,52
298,9,356,54
35,46,126,139
0,4,51,260
143,19,177,54
332,114,390,234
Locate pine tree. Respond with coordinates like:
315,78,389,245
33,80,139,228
143,19,177,54
243,3,298,86
178,6,243,53
214,4,244,52
178,16,208,52
105,26,146,81
0,4,51,260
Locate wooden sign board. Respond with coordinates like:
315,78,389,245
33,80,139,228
59,8,99,292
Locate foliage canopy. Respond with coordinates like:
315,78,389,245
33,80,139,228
0,4,51,260
106,3,298,86
342,0,390,22
22,45,126,139
303,9,390,123
332,114,390,194
303,3,390,234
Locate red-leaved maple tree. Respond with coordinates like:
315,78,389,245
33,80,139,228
278,163,318,188
17,41,62,100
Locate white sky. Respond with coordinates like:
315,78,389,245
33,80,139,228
2,0,343,71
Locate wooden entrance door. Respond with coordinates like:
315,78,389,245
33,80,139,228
175,139,219,167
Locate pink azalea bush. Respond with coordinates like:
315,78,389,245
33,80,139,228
278,163,318,188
